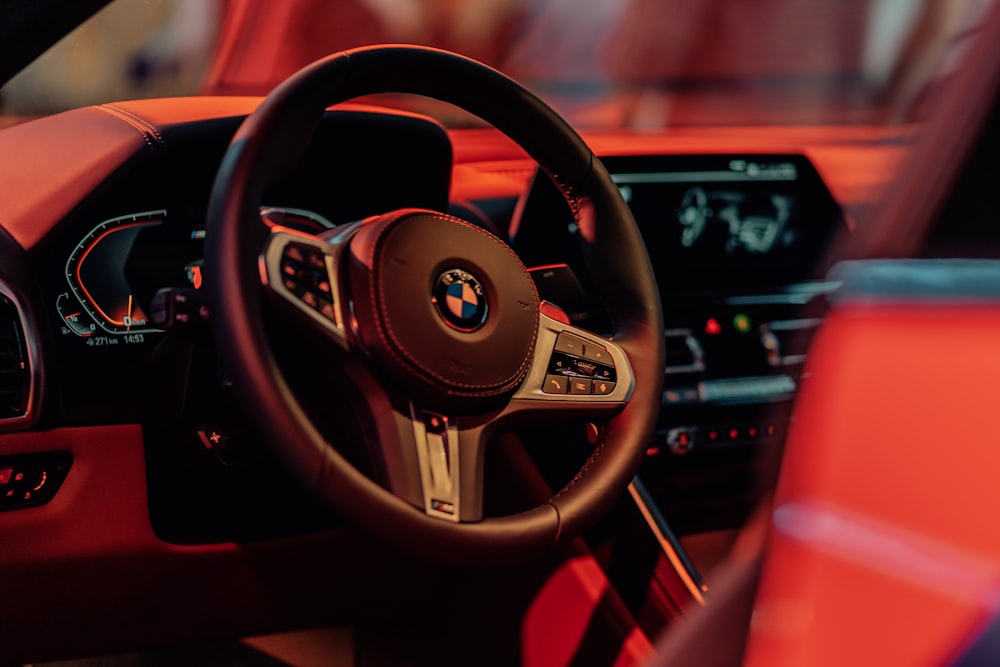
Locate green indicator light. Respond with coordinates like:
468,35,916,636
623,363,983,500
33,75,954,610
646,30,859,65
733,313,752,334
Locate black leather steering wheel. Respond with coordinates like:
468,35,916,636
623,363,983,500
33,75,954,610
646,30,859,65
205,45,664,565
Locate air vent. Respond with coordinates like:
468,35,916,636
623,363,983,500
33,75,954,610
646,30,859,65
765,318,823,367
664,328,705,375
0,294,30,421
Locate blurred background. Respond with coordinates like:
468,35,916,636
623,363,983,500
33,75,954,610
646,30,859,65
0,0,991,128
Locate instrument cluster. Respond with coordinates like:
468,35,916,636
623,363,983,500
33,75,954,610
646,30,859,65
55,207,335,350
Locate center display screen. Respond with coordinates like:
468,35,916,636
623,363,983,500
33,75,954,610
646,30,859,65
609,155,841,291
514,154,846,294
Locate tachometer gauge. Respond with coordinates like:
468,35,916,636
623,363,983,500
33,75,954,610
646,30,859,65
64,210,164,335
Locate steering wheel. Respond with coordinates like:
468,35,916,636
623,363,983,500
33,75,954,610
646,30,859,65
205,45,664,565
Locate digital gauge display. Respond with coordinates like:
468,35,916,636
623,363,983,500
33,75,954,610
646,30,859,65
60,210,165,344
56,206,335,348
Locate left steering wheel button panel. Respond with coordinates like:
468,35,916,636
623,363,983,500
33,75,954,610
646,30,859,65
281,243,336,321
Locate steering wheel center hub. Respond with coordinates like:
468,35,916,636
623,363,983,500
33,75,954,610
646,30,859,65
347,210,540,410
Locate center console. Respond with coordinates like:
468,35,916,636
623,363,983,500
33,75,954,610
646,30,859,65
513,153,847,533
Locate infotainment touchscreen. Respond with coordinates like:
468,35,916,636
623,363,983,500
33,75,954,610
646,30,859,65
513,154,846,294
615,159,799,256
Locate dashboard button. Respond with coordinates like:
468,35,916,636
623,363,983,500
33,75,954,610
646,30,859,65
0,453,72,512
664,387,698,405
569,378,593,395
666,427,695,455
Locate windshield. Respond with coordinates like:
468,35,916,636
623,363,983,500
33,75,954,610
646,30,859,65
0,0,990,129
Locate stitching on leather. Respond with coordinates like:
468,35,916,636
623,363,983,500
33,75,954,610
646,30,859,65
96,104,166,153
100,104,167,146
544,168,583,224
652,559,688,615
649,573,684,621
376,214,537,392
94,106,157,154
370,212,540,394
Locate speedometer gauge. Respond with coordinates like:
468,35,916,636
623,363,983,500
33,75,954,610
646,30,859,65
64,210,164,335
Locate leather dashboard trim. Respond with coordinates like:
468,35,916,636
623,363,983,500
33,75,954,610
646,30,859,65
0,106,154,251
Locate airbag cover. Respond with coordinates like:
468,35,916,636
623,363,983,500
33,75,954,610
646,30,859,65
347,210,539,409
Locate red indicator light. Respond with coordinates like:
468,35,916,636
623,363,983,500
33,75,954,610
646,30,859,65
708,430,719,441
646,447,661,456
191,265,204,290
0,467,12,485
705,318,722,335
729,428,740,440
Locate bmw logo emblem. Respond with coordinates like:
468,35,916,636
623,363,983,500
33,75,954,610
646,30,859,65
432,269,488,332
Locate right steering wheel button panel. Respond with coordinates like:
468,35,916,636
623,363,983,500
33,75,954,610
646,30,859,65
544,333,618,395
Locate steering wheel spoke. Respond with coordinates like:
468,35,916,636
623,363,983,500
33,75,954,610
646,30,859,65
408,406,488,523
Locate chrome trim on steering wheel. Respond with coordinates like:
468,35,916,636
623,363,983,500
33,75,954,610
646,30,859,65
410,405,463,523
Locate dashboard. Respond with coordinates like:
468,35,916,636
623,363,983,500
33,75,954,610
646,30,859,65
0,98,852,545
0,95,884,662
